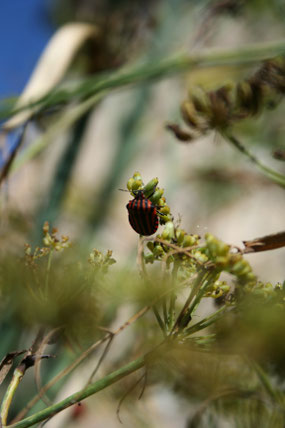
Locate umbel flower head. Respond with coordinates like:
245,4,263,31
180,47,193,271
167,56,285,142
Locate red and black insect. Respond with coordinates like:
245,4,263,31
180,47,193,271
126,190,159,236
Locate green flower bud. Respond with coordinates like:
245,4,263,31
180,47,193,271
183,234,197,247
206,234,230,257
143,177,159,197
245,272,256,282
237,264,252,277
127,177,143,191
231,260,248,275
144,253,155,264
159,205,170,215
264,282,273,290
133,171,142,181
153,245,164,257
176,229,185,245
151,189,164,205
216,241,230,256
194,251,208,263
147,242,154,252
159,214,172,224
127,178,135,191
162,221,175,240
215,256,229,267
132,179,143,191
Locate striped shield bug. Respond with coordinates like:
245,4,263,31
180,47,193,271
126,190,159,236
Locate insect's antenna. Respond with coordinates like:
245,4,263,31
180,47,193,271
118,188,129,192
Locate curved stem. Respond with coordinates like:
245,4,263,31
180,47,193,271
225,133,285,189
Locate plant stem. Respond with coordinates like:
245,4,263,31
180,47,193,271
171,270,207,333
3,39,285,122
1,369,23,426
152,306,166,335
12,305,150,423
44,250,53,297
184,305,227,335
225,133,285,189
7,356,145,428
186,272,219,317
137,238,166,336
168,261,179,329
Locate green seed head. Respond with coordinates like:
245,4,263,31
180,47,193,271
127,178,135,191
143,177,159,197
144,253,155,264
161,221,175,240
147,242,154,252
159,214,172,224
151,189,164,205
133,171,142,181
176,229,185,245
153,244,164,257
183,234,197,247
159,205,170,215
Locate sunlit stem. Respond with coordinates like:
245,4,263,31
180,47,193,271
1,368,24,426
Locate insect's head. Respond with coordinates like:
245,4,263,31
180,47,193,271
132,189,145,199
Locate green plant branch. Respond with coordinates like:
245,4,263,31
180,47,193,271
11,305,150,423
168,261,179,329
3,39,285,123
184,304,228,336
171,269,208,333
1,368,23,426
224,133,285,189
7,355,145,428
152,305,167,335
186,271,219,318
137,238,167,336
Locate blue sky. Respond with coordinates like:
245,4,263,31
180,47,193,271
0,0,54,97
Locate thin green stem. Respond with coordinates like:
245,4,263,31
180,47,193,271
138,239,166,336
184,305,227,336
1,369,23,426
171,270,208,333
3,39,285,122
162,298,168,327
44,250,53,297
225,133,285,189
249,359,283,405
7,356,145,428
168,261,179,329
186,272,219,318
152,306,166,336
